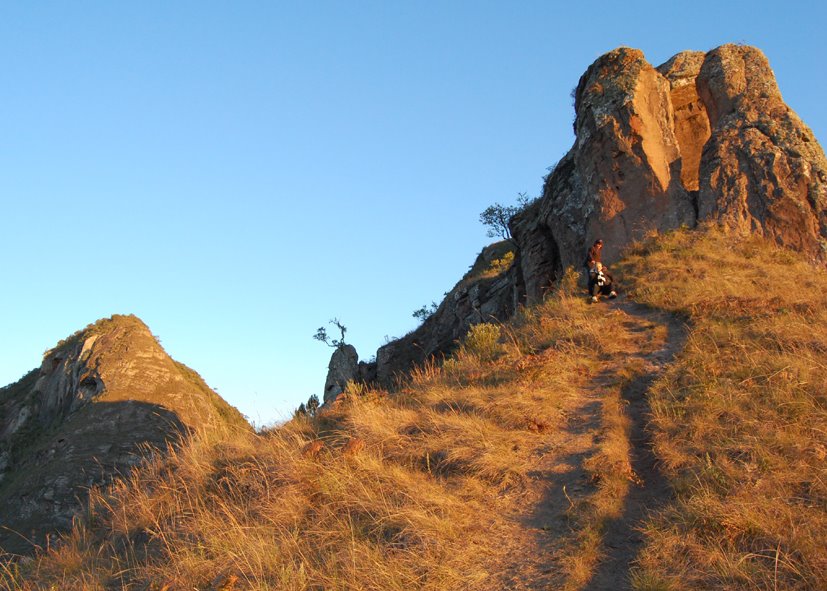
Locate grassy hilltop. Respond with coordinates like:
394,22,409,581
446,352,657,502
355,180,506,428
2,226,825,591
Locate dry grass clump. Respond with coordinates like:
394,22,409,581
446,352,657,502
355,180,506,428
619,225,827,590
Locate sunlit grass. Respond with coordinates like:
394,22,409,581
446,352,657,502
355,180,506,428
618,224,827,590
2,272,604,590
4,225,825,591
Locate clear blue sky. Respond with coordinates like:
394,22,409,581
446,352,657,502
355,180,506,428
2,1,825,426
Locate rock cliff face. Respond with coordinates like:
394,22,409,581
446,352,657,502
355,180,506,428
696,45,827,258
323,43,826,400
513,44,827,302
0,315,249,555
323,242,517,395
374,242,517,385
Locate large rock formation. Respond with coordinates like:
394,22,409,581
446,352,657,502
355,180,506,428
513,44,827,302
0,315,249,555
323,43,826,397
696,45,827,258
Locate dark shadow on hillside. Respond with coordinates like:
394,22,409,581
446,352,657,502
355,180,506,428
0,400,186,557
583,303,687,591
497,301,688,591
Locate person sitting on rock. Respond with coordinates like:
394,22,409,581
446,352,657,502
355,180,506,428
589,262,618,303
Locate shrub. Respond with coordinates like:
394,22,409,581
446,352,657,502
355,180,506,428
412,301,439,323
463,323,503,361
487,251,515,275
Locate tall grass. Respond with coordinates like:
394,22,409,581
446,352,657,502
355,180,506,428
5,225,824,591
2,273,606,590
619,225,827,590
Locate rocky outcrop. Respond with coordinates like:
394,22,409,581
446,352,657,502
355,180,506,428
0,315,249,555
322,242,517,400
696,45,827,259
511,44,827,302
373,241,517,385
322,43,826,398
323,344,359,404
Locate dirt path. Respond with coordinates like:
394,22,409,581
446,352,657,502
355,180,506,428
583,300,686,590
481,297,686,590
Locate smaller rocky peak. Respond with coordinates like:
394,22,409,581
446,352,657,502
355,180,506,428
0,314,248,555
30,314,168,423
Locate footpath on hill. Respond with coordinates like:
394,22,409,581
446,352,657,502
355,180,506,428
481,296,686,591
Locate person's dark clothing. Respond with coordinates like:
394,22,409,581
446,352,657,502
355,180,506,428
589,267,615,297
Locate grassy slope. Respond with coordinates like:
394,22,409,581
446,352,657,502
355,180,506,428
3,226,825,590
618,227,827,590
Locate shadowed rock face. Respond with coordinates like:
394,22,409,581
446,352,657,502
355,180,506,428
0,315,249,555
658,51,711,193
512,44,827,302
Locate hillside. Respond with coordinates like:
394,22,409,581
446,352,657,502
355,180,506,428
0,315,249,556
4,41,826,590
2,227,825,590
329,43,827,389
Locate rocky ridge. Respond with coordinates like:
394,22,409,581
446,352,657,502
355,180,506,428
324,241,517,397
324,43,827,397
0,314,249,555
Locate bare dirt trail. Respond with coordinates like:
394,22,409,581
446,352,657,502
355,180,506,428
480,297,686,591
582,300,686,590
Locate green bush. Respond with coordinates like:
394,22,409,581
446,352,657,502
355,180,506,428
463,323,503,361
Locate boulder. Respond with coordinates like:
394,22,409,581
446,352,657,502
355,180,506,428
323,344,359,404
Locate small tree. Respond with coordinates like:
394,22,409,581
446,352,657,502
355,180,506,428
313,318,347,348
412,301,439,323
294,402,308,418
479,192,531,244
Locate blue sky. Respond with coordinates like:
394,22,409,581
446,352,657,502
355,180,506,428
2,1,825,426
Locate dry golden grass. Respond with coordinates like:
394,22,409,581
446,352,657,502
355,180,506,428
619,225,827,590
4,225,824,591
1,275,604,591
